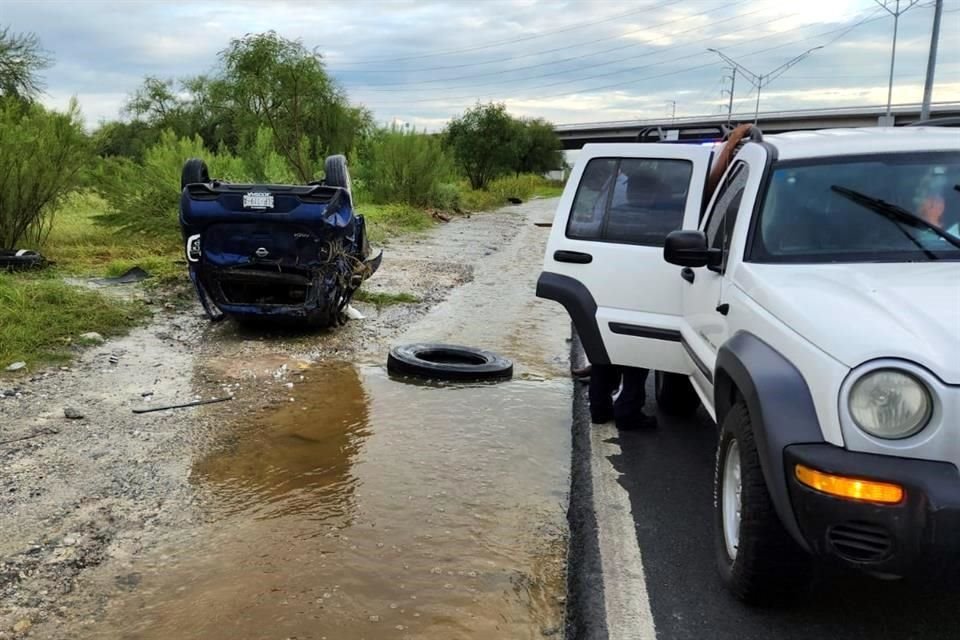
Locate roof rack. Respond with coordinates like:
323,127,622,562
637,123,730,143
906,116,960,127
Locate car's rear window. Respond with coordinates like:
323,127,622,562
567,157,693,247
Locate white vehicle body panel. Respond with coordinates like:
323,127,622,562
543,142,712,372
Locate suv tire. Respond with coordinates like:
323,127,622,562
324,154,352,194
714,401,811,604
181,158,211,191
654,370,700,417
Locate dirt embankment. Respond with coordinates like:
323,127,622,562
0,200,560,638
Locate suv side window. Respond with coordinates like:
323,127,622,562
703,162,749,263
567,157,693,247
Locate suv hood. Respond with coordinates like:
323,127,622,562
738,263,960,384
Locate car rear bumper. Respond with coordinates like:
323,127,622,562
785,444,960,578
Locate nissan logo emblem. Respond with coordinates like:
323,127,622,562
255,247,269,258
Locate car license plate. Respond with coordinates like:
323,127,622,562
243,192,274,210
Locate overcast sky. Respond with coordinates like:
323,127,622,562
3,0,958,129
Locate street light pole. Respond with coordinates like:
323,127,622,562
722,67,737,125
921,0,944,121
708,47,823,125
875,0,921,121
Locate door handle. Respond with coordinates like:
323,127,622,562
680,267,695,283
554,250,593,264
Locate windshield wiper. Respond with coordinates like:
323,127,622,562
830,185,960,252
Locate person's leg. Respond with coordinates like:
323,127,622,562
588,363,620,423
614,367,653,429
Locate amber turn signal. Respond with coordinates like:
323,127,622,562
795,464,904,505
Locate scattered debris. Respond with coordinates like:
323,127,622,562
109,354,120,365
507,197,523,204
64,407,85,420
91,266,151,286
345,304,365,320
78,332,105,345
0,249,46,272
534,222,553,228
132,396,233,414
5,361,26,372
430,209,452,222
0,428,59,447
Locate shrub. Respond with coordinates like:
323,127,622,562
96,130,248,240
240,126,300,184
444,103,517,190
0,97,89,249
362,126,453,207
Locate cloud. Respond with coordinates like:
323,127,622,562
3,0,956,129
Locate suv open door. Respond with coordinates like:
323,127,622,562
537,143,712,373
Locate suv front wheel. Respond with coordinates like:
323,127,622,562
714,401,811,604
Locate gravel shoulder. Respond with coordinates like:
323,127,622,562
0,200,557,639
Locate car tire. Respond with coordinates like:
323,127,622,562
714,401,811,604
387,344,513,382
324,154,352,194
181,158,210,191
0,250,45,272
654,370,700,417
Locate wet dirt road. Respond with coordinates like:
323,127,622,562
0,199,572,639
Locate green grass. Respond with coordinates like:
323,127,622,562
0,273,148,371
357,202,436,244
41,191,183,281
353,289,421,306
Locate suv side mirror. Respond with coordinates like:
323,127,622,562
664,230,722,268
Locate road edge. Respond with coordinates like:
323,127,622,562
565,329,610,640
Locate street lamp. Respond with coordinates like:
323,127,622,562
707,46,824,123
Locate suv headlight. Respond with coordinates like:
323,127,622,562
849,369,932,439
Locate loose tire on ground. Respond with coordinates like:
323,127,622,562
324,154,352,194
714,401,811,604
181,158,211,191
0,250,45,272
387,344,513,382
654,370,701,417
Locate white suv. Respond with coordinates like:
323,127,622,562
538,126,960,603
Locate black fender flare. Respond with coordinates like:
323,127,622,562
536,272,610,365
715,331,825,550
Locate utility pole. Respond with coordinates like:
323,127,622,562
921,0,943,121
721,67,737,125
708,47,823,124
875,0,921,122
667,100,677,121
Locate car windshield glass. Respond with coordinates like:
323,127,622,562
751,152,960,263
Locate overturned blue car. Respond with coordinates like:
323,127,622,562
179,155,381,327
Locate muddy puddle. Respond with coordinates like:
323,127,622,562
86,361,571,639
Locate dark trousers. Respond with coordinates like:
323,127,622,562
589,364,650,429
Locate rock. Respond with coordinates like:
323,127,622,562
12,619,31,633
64,407,85,420
63,535,78,546
79,332,104,344
5,362,26,372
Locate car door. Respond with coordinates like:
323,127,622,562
540,142,712,373
679,144,767,407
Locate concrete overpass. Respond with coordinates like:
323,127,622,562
554,101,960,149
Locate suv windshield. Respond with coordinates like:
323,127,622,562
750,152,960,263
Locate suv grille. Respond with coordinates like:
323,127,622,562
828,522,894,563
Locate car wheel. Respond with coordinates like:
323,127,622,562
714,401,811,604
324,154,352,194
654,370,700,417
181,158,211,191
387,344,513,382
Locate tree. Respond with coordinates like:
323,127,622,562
0,98,89,248
0,26,52,101
444,102,518,190
513,118,562,176
216,31,371,182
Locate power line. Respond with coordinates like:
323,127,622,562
345,3,773,92
329,0,749,75
358,7,885,107
328,0,685,65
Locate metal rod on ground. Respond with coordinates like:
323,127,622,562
132,396,234,414
921,0,944,121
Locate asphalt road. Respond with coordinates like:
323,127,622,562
577,375,959,640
